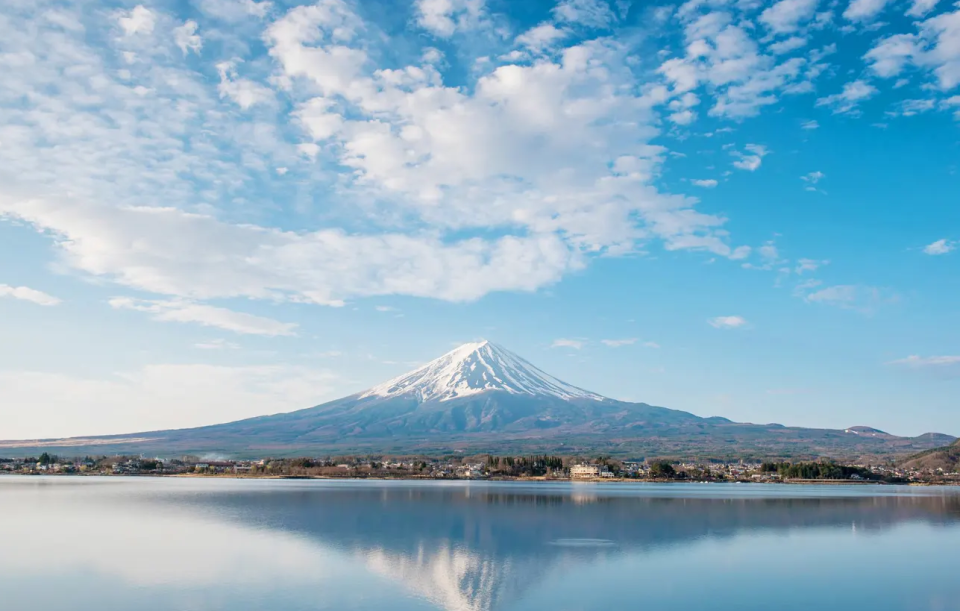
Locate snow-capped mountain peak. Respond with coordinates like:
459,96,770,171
360,341,606,403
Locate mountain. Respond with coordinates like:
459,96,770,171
360,341,606,403
900,439,960,472
843,426,892,438
0,341,954,459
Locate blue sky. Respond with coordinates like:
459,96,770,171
0,0,958,439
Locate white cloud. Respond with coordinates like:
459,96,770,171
0,198,579,305
551,338,584,349
801,119,820,129
516,24,568,51
669,109,697,124
865,9,960,91
843,0,891,22
109,297,298,336
117,5,156,36
294,98,344,140
262,3,751,260
795,258,827,273
552,0,617,28
742,239,786,271
804,284,859,305
802,284,890,312
758,242,779,261
760,0,820,34
0,284,61,306
889,354,960,370
768,36,809,55
816,79,877,114
0,0,752,320
889,355,960,379
894,98,936,116
906,0,939,18
865,34,921,78
921,9,960,90
732,144,769,171
668,91,700,124
197,0,273,21
942,95,960,119
216,61,274,109
174,20,202,55
691,178,718,188
643,341,661,348
801,170,824,184
657,13,817,119
709,315,748,329
659,58,699,93
374,305,397,312
0,364,339,438
923,238,956,255
415,0,486,37
600,338,636,347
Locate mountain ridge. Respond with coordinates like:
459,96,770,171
0,341,954,459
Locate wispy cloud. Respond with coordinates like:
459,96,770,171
795,258,828,274
415,0,487,37
816,80,878,114
601,338,636,347
760,0,820,33
552,338,585,349
732,144,769,171
843,0,891,22
923,239,955,255
552,0,617,28
801,171,826,192
801,284,894,313
709,316,748,329
109,298,298,336
0,284,61,306
690,179,718,188
173,20,202,55
116,5,156,36
889,355,960,378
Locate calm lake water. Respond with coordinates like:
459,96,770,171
2,478,960,611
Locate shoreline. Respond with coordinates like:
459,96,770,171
2,472,955,486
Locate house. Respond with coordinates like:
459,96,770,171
570,464,601,479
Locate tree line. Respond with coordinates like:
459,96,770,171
760,461,876,480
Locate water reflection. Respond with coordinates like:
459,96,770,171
2,479,960,611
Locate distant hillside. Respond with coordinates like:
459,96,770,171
901,439,960,471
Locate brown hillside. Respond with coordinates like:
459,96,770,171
900,439,960,471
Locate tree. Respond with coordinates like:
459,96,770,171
649,460,676,479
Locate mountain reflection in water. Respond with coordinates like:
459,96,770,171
2,479,960,611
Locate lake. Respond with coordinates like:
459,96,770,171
2,478,959,611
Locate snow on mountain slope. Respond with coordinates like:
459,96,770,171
360,341,606,403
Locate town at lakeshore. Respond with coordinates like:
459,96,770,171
3,453,959,485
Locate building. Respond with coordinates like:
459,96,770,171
570,464,601,479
